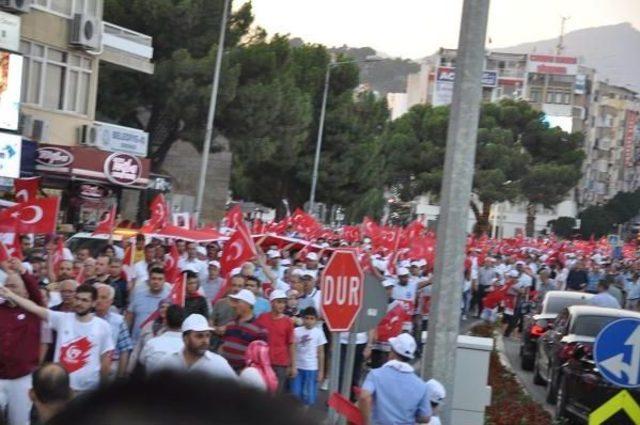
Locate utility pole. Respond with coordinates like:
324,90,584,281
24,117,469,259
194,0,231,224
420,1,490,424
308,63,331,217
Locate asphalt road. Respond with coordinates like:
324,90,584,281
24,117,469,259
500,334,555,416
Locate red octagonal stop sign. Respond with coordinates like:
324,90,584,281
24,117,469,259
320,250,364,332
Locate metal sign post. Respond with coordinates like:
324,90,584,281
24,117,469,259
327,333,342,424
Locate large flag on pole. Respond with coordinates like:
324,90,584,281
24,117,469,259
0,197,60,234
93,205,116,235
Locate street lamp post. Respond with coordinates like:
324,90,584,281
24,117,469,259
307,57,382,216
194,0,231,224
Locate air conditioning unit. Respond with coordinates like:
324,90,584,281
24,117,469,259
70,13,101,51
0,0,31,14
77,124,99,146
20,115,49,142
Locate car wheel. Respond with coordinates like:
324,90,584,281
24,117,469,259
533,360,545,385
555,375,573,423
521,354,534,371
546,368,558,404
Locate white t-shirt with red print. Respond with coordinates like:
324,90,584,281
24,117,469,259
48,311,114,391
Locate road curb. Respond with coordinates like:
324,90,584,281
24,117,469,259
494,331,555,416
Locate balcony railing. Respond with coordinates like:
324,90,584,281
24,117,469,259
102,22,154,60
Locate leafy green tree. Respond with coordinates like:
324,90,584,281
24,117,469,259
548,216,577,238
99,0,254,169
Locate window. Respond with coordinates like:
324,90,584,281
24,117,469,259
34,0,100,17
20,41,93,115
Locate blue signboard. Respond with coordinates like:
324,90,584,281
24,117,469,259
594,318,640,388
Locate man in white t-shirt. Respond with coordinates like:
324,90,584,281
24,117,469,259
133,244,157,287
158,314,236,380
178,242,208,286
0,283,114,392
140,305,185,373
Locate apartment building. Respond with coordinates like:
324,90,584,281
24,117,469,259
0,0,156,230
580,82,640,205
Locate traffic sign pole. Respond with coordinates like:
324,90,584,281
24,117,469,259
327,333,341,424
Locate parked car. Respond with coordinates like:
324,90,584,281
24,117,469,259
533,305,640,404
556,341,640,424
66,229,139,257
519,291,593,370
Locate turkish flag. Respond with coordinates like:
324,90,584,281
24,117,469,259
141,194,169,232
220,222,257,276
14,177,40,203
362,217,379,239
376,303,410,342
0,198,60,234
290,209,320,238
225,205,244,229
52,237,65,275
342,226,361,243
252,218,266,234
164,243,181,285
93,205,116,235
170,271,187,307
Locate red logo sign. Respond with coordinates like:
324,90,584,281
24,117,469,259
36,147,74,167
104,153,142,186
59,336,92,373
79,183,110,199
321,250,364,332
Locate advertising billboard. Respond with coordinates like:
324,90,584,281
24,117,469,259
0,51,23,131
624,110,638,168
0,132,22,178
432,66,498,106
526,54,578,75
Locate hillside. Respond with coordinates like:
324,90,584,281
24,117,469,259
495,22,640,92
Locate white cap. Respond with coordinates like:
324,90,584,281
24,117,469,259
267,250,281,259
181,264,199,274
281,258,292,266
229,289,256,306
196,246,207,256
417,259,427,267
515,261,525,266
208,260,221,268
231,267,242,276
399,260,411,268
410,261,421,268
397,267,410,276
426,379,446,404
507,270,519,278
291,268,305,277
382,279,396,288
300,270,316,279
181,314,214,333
269,289,287,302
306,252,319,261
389,333,416,359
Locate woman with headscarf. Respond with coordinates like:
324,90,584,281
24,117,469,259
239,341,278,393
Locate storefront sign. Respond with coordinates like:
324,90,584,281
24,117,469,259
0,51,22,131
36,145,150,189
36,146,74,167
93,121,149,157
0,132,21,178
433,66,498,106
526,54,578,75
0,11,20,52
104,152,143,186
79,183,110,199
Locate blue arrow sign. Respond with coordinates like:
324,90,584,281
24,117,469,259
594,318,640,388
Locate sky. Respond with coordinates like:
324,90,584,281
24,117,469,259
238,0,640,59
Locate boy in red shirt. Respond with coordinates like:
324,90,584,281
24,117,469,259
256,290,295,392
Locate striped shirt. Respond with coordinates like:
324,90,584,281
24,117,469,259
219,316,268,371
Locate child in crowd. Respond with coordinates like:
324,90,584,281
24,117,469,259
291,307,326,406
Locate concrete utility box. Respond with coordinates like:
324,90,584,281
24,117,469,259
423,333,492,425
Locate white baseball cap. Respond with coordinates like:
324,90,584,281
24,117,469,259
281,258,292,266
196,246,207,256
397,267,410,276
181,314,214,333
399,260,411,268
389,333,417,359
231,267,242,276
426,379,446,404
267,250,281,259
507,270,519,278
382,279,396,288
229,289,256,306
300,270,316,279
291,268,305,277
269,289,287,302
306,252,319,261
410,261,421,268
208,260,221,268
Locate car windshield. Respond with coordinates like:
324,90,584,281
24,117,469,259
571,315,620,337
543,296,590,314
67,237,111,257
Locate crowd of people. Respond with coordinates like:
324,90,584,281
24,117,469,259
0,226,636,424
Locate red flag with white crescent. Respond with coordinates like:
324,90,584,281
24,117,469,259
220,222,257,276
93,205,116,235
225,205,244,229
14,177,40,203
164,243,181,285
141,194,169,232
0,197,60,234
